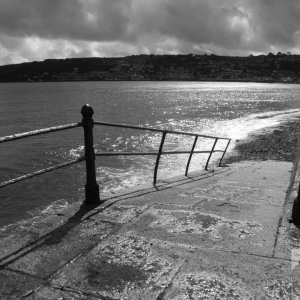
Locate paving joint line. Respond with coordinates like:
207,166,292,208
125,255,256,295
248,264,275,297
46,223,123,281
156,259,186,300
3,267,45,281
159,239,292,263
50,284,118,300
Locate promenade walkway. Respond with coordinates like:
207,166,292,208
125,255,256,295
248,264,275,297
0,160,299,299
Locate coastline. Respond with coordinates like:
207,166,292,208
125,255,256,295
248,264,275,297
224,117,300,164
0,79,299,84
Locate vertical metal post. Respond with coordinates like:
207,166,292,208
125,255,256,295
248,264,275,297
205,138,218,170
185,136,198,176
290,184,300,226
153,131,167,184
219,140,231,167
81,104,100,205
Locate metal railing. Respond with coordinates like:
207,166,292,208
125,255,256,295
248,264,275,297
0,104,231,205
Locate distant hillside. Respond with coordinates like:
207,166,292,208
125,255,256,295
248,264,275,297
0,53,299,83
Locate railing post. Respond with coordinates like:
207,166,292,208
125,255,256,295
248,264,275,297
219,140,231,167
153,131,167,184
185,136,198,176
290,184,300,226
205,138,218,170
81,104,100,205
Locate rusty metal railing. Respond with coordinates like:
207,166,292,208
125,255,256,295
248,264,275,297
0,104,231,205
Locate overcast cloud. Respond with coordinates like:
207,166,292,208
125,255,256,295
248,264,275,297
0,0,299,65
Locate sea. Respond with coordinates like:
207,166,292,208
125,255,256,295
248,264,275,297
0,81,300,227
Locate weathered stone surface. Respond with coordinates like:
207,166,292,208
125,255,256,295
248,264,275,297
121,202,281,256
91,204,149,224
158,167,231,186
51,234,187,299
26,286,98,300
274,224,300,260
219,161,292,189
7,218,116,278
0,270,43,300
0,160,296,299
179,183,287,207
164,249,292,299
119,162,288,210
0,200,80,261
118,187,202,207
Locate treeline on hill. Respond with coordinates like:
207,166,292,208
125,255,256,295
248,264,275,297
0,53,299,82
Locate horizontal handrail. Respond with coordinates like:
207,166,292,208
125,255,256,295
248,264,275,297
95,150,224,156
0,122,82,144
94,121,231,140
0,157,84,189
0,104,232,205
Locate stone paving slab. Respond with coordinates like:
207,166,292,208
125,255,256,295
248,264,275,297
117,162,288,210
4,214,117,278
26,286,100,300
218,161,291,189
120,202,281,256
0,270,44,300
179,183,287,207
90,204,150,224
0,160,298,299
274,226,295,261
99,168,232,205
164,249,291,299
0,200,80,262
50,233,189,300
156,168,234,191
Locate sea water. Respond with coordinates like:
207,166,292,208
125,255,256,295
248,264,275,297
0,81,300,226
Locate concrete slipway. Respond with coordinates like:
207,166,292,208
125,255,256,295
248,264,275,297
1,159,300,299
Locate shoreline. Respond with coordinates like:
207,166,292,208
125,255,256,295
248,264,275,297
223,117,300,164
0,79,299,84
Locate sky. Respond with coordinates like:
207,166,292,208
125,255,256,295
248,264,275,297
0,0,300,66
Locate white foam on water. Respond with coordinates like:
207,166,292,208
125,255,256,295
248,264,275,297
210,109,300,140
69,145,84,158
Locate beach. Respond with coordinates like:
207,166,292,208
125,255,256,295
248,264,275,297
224,118,300,164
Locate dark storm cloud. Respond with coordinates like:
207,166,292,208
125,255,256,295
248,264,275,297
0,0,133,41
133,0,247,47
0,0,299,64
245,0,300,48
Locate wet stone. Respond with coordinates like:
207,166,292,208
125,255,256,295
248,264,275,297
51,234,185,299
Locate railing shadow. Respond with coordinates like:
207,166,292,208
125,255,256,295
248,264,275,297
0,167,232,270
0,202,100,269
